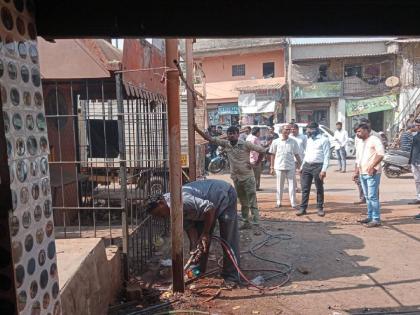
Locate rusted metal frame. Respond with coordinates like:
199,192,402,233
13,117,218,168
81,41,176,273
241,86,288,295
166,39,184,292
116,73,129,281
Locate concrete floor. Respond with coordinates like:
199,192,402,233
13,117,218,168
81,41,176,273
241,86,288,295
184,160,420,315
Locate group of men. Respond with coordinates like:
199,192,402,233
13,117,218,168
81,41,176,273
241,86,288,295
144,117,420,286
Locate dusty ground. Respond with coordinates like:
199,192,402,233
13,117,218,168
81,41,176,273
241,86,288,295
126,160,420,315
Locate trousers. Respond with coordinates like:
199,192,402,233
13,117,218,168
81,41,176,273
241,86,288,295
360,174,381,222
300,163,324,210
336,147,347,171
412,164,420,200
275,169,297,207
252,162,262,190
233,176,259,223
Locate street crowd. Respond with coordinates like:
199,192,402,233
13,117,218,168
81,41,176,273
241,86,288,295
144,117,420,287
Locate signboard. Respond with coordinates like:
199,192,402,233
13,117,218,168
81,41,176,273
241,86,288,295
293,81,343,100
181,154,189,167
345,94,397,117
218,103,239,115
238,93,277,114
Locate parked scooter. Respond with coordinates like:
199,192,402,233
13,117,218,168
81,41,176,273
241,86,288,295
382,149,411,178
208,147,230,174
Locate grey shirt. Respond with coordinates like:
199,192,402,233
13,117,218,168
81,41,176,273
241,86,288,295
164,179,236,223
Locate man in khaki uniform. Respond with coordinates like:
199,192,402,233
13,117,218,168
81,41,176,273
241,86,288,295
195,125,266,229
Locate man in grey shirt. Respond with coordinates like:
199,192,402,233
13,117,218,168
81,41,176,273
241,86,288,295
195,124,267,229
145,179,240,286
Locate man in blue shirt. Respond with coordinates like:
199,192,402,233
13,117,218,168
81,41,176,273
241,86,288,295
145,179,240,286
297,122,330,217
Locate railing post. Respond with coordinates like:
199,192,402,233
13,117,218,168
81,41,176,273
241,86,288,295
116,73,129,282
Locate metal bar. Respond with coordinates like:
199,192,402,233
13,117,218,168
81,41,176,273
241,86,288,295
116,73,129,282
165,38,184,292
186,39,196,181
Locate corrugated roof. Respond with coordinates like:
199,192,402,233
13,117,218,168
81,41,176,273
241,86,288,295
193,38,285,54
290,37,395,46
39,38,122,79
195,77,285,102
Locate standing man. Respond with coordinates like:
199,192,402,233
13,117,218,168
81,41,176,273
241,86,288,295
409,119,420,211
247,127,263,191
353,123,385,227
269,124,302,209
239,126,251,141
297,122,330,217
195,124,266,228
334,122,349,173
217,126,224,136
399,123,416,152
289,123,307,193
145,179,240,287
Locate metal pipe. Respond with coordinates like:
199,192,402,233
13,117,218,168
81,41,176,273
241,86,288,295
165,38,185,293
185,39,196,181
287,39,294,121
116,73,129,282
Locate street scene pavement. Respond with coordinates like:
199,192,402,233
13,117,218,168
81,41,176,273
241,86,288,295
174,160,420,315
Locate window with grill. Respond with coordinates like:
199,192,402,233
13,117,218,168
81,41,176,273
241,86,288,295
232,64,245,76
263,62,275,78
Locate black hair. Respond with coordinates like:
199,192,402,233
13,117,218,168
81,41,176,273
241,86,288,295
307,121,318,129
227,126,239,134
359,118,370,124
290,123,299,129
251,126,260,136
217,126,223,129
336,121,343,126
354,123,370,132
144,194,165,214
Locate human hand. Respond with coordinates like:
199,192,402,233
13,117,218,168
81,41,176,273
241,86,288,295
319,171,326,181
270,168,275,176
352,172,359,182
367,166,376,176
197,234,210,254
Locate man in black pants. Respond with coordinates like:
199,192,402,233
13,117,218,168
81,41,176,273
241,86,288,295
297,122,331,217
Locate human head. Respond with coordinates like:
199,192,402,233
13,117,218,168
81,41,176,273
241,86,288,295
354,123,370,139
244,126,251,135
145,194,170,218
268,126,274,134
227,126,240,142
359,118,371,127
251,126,260,137
281,124,292,139
306,121,319,137
291,118,296,124
291,123,299,136
415,118,420,131
336,121,343,131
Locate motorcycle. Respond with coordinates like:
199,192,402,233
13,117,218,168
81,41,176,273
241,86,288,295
208,147,230,174
382,149,411,178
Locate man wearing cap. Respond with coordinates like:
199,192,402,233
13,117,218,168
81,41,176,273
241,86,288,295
145,179,240,287
297,122,330,217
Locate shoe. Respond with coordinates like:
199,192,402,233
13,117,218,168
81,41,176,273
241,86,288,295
317,208,325,217
256,188,262,191
222,280,238,289
341,170,346,173
366,221,381,228
296,209,307,216
291,205,299,210
239,222,252,230
408,200,420,205
296,188,301,193
275,204,281,208
414,214,420,220
357,218,371,224
354,200,366,205
335,169,342,172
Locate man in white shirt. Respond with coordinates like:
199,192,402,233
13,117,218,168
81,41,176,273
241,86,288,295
247,127,263,191
297,122,330,217
353,123,385,228
333,122,348,173
269,124,302,209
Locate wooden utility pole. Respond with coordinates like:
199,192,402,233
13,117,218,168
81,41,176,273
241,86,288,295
186,39,196,181
287,39,294,121
165,39,184,292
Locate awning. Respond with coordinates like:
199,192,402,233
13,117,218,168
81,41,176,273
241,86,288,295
123,81,166,102
238,93,276,114
345,94,397,116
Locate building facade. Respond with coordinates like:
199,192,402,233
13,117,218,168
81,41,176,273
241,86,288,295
193,38,286,128
289,38,398,135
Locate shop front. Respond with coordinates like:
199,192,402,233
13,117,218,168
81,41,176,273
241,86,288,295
238,90,282,126
292,81,343,128
218,103,240,126
345,94,398,136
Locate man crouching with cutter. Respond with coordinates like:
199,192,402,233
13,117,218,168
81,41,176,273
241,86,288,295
145,179,240,288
